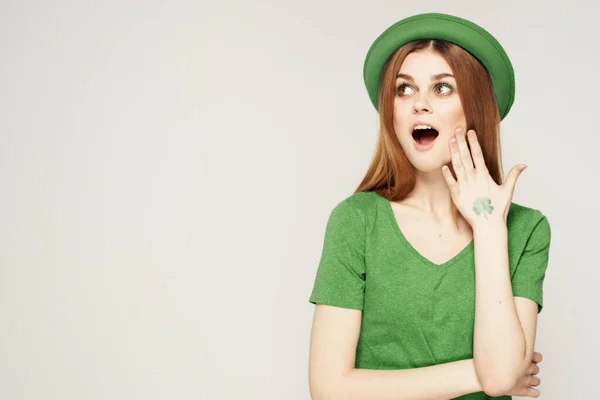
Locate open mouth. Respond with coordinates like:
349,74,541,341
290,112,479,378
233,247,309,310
412,127,439,146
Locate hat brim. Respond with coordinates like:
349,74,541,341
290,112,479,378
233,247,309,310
363,13,515,120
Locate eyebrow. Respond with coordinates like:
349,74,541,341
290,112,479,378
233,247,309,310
396,73,454,81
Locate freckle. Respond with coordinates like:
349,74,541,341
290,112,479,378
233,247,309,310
498,301,502,304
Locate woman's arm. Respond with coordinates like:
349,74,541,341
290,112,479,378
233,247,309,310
441,128,540,396
309,304,483,400
472,221,528,395
340,359,482,400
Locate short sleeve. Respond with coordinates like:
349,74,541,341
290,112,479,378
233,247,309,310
511,211,551,314
308,199,366,310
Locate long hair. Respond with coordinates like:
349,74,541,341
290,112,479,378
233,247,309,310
355,39,504,228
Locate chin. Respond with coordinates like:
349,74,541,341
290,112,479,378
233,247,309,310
410,152,452,173
400,144,448,173
412,162,445,173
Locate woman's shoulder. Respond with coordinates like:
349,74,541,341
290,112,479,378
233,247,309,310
333,190,381,216
507,201,550,237
322,191,382,230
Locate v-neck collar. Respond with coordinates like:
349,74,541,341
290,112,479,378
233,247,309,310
374,192,474,269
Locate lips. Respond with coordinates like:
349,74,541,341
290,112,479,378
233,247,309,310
412,128,439,144
411,124,439,151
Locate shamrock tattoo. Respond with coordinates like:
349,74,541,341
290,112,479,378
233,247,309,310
441,127,527,227
472,197,494,219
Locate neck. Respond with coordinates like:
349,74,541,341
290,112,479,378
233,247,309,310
402,168,455,221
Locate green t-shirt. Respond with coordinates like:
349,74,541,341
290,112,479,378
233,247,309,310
309,190,551,400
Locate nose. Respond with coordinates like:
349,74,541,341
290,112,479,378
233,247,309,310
413,94,432,114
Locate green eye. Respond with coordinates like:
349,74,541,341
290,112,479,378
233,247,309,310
434,82,454,95
396,84,415,96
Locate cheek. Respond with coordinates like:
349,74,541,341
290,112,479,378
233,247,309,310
392,101,412,130
438,100,465,125
393,100,406,121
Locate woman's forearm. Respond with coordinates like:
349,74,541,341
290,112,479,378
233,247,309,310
317,358,482,400
472,221,526,394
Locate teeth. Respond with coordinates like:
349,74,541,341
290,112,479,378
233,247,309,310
414,124,433,130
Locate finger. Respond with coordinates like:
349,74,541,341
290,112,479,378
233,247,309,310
441,165,459,196
532,351,543,364
467,130,488,174
455,128,475,175
530,363,540,375
529,375,541,387
449,136,466,182
503,164,527,199
522,387,541,398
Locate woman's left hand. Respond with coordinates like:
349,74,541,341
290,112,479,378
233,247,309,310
441,127,527,228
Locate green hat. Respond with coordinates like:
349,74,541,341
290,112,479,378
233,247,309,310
363,13,515,120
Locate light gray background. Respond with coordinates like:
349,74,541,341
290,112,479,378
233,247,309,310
0,1,597,399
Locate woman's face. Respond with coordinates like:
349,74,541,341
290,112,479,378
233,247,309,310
393,49,467,173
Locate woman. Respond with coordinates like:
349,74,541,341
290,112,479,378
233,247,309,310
308,13,551,400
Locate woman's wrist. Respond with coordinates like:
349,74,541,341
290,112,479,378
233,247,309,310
467,358,484,393
472,218,507,236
